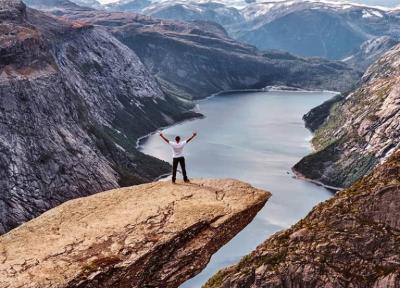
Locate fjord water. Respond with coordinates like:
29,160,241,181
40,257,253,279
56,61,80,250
139,91,334,287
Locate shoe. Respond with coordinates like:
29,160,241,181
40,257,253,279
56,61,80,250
184,179,190,183
172,180,176,184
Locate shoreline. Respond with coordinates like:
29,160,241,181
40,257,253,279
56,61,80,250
292,168,343,192
214,87,340,95
137,89,340,187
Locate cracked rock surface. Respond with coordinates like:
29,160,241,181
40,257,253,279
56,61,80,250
205,151,400,288
0,179,270,288
294,44,400,188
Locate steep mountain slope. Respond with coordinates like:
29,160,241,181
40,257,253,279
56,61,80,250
294,44,400,188
344,36,399,72
205,150,400,288
0,0,195,233
53,9,360,100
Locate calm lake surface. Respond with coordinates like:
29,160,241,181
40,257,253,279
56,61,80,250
139,91,335,287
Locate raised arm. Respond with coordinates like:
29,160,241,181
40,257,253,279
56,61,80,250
186,132,197,143
159,132,169,144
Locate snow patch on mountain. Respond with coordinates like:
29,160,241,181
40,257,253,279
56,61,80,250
362,8,383,18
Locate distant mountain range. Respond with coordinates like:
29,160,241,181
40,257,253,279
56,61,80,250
85,0,400,61
24,0,362,99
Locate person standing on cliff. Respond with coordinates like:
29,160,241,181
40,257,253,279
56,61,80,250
159,132,197,184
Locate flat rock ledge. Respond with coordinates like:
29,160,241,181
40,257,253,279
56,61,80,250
0,179,270,288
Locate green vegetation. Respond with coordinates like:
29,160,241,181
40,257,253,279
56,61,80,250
343,150,400,197
203,270,229,288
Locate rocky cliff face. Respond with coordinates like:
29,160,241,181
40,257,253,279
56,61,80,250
205,151,400,288
0,179,270,288
0,0,197,234
294,44,400,188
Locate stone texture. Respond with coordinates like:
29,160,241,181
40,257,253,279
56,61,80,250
0,179,270,288
0,0,197,234
294,44,400,188
205,151,400,288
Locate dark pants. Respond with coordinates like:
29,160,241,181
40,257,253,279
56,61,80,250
172,157,188,182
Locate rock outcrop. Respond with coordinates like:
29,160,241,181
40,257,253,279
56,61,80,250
0,179,270,288
294,44,400,188
205,151,400,288
302,93,343,132
0,0,197,233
